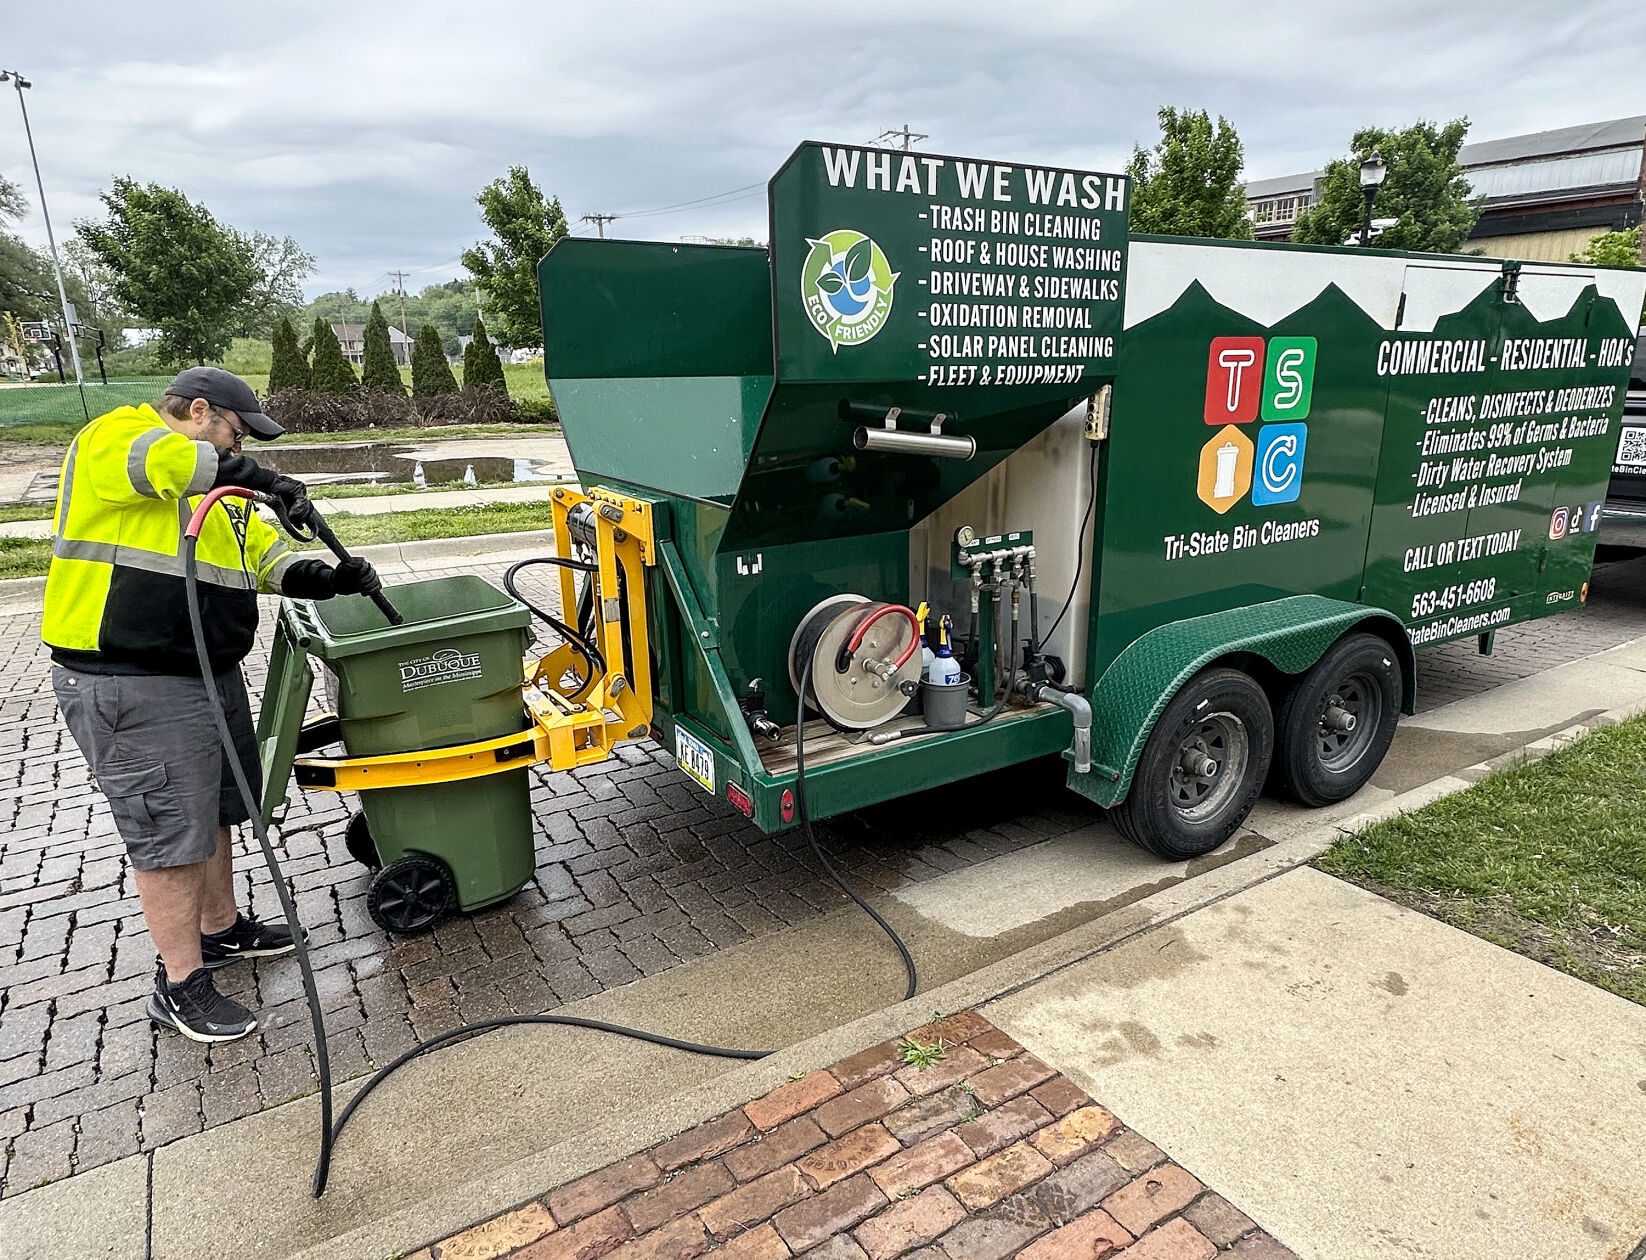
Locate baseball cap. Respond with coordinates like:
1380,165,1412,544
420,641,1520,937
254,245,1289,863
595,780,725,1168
165,367,284,440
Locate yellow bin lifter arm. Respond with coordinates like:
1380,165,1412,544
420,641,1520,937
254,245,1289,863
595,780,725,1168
291,486,655,793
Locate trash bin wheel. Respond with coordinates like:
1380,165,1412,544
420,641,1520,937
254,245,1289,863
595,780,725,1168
1111,667,1273,861
1273,632,1402,807
344,812,380,869
367,854,456,935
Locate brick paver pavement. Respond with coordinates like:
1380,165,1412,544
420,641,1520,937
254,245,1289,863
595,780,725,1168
2,552,1644,1196
410,1011,1297,1259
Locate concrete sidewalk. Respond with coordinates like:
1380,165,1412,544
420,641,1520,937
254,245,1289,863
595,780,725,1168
987,867,1646,1260
3,632,1644,1258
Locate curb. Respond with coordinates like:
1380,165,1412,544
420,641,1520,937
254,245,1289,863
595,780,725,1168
295,649,1646,1260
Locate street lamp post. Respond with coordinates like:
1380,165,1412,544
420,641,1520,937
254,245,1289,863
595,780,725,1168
1,69,85,390
1358,150,1388,247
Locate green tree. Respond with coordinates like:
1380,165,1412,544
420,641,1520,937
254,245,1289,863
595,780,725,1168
1,177,93,331
267,314,311,392
233,232,315,337
1292,119,1478,253
1571,226,1643,269
360,300,405,393
411,324,459,396
309,319,358,393
462,315,507,393
1573,227,1644,319
1127,107,1255,240
74,177,260,365
460,166,567,347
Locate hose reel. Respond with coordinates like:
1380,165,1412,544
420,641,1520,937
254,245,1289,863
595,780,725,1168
788,595,922,730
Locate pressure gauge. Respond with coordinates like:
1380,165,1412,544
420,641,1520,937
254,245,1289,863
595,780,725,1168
955,525,977,549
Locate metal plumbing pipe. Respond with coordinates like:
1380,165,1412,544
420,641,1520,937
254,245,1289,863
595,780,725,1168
1025,680,1093,774
853,426,977,460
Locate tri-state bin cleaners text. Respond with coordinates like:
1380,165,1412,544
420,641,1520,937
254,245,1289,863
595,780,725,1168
1163,518,1323,561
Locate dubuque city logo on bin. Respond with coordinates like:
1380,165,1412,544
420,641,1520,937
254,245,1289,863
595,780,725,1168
801,229,899,352
398,647,484,692
1196,335,1317,515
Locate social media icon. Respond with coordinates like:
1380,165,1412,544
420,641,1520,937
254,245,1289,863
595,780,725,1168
1549,507,1569,540
1252,423,1308,506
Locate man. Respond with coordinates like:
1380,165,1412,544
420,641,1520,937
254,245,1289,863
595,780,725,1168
44,367,383,1044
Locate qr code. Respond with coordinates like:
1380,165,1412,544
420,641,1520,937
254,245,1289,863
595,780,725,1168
1618,425,1646,469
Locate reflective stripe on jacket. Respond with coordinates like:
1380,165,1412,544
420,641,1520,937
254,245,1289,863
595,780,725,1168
42,404,298,675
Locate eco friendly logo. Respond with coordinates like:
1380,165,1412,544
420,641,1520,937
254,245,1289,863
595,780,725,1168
801,229,899,352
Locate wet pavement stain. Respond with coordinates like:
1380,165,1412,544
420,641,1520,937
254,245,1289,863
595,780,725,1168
1379,971,1410,996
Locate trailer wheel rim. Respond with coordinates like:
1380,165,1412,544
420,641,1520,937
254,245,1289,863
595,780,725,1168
1168,711,1249,823
1315,671,1382,774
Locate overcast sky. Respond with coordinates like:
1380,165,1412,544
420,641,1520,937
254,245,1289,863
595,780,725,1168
2,0,1641,301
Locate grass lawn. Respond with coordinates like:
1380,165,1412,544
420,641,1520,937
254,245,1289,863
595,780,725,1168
1317,715,1646,1006
0,362,552,447
0,500,549,580
0,504,53,523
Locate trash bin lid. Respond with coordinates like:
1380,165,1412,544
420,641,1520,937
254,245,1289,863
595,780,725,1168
292,574,529,660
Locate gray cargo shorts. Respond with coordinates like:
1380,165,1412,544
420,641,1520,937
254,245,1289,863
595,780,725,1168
52,667,263,871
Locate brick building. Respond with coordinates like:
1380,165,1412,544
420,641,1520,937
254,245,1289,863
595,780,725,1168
1246,115,1646,262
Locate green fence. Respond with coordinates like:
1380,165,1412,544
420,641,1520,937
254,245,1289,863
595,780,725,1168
0,379,171,435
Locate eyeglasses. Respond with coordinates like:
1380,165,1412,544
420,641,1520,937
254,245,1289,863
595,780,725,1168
209,407,248,443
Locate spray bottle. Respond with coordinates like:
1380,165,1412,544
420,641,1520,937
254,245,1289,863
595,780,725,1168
915,601,935,682
931,613,962,685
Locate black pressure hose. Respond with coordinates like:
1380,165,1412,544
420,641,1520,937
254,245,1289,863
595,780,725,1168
503,556,605,698
1036,442,1099,652
181,487,336,1196
323,658,920,1176
183,497,921,1193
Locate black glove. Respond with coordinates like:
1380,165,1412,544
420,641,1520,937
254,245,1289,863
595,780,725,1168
215,454,314,531
330,556,382,598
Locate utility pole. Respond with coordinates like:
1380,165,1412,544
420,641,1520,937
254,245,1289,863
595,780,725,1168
873,124,928,152
581,213,618,238
2,70,84,394
388,269,411,365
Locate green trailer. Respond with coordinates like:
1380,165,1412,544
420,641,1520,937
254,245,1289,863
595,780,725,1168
265,140,1646,922
532,140,1645,860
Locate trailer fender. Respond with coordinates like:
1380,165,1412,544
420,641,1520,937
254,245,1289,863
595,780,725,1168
1070,595,1413,808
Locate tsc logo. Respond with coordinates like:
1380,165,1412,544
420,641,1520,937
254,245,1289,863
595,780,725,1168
1204,336,1317,425
1198,335,1317,513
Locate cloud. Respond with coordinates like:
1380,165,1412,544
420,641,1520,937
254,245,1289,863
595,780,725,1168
0,0,1639,298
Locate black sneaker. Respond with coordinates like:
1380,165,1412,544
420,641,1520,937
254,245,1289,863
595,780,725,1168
147,964,258,1043
201,913,298,969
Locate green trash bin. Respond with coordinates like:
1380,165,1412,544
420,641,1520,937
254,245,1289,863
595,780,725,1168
284,574,536,933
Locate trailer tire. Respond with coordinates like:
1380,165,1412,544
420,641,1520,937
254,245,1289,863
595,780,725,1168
1275,632,1402,807
1111,667,1273,860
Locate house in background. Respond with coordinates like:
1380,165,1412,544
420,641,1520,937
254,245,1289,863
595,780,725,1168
330,322,413,367
1245,115,1646,262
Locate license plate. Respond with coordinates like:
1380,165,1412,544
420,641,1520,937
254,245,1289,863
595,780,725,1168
675,726,715,794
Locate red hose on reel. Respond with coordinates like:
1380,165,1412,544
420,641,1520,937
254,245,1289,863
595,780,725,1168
843,602,921,670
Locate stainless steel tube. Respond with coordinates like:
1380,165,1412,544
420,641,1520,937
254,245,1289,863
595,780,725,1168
853,426,977,460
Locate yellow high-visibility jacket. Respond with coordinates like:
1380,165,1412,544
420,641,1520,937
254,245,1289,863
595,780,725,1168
43,404,300,675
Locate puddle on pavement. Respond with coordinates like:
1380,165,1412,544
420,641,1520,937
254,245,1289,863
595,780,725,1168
260,442,559,488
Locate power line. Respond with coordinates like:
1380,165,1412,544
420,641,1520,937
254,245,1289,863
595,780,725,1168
387,270,411,356
872,124,928,151
580,213,619,238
